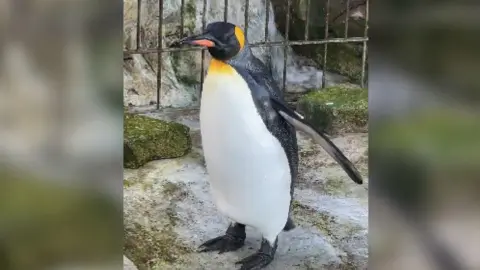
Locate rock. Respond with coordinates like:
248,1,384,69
296,85,368,135
270,0,367,83
124,110,368,269
124,113,192,169
124,256,138,270
123,0,352,106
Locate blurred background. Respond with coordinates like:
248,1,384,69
370,1,480,269
0,0,123,269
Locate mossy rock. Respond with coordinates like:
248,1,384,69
124,113,192,169
321,43,365,83
297,86,368,135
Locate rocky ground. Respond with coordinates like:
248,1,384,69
123,108,368,270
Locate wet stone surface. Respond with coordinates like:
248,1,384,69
124,109,368,270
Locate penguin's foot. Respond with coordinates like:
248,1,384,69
235,237,278,270
198,223,246,254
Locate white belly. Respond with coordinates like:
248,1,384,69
200,71,291,241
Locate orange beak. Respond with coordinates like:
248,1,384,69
190,39,215,47
176,32,217,48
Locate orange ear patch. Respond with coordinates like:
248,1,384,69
192,39,215,47
234,26,245,49
208,59,235,75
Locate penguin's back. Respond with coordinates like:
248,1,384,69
200,60,291,242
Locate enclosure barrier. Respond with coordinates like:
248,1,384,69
123,0,369,110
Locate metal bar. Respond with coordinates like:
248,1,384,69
123,37,369,55
244,0,249,37
282,0,291,92
200,0,207,95
136,0,141,49
344,0,350,38
180,0,185,37
304,0,311,40
124,0,369,112
157,0,164,109
264,0,270,42
360,0,369,88
224,0,228,22
321,0,330,88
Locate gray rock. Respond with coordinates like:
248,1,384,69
124,110,368,269
270,0,367,83
124,256,138,270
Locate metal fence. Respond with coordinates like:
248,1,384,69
123,0,369,110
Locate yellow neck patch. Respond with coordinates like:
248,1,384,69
208,58,235,75
234,26,245,49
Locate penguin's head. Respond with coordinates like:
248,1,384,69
178,21,245,61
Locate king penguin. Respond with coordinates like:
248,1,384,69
176,21,363,270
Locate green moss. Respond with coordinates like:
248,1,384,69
124,177,138,188
323,43,364,83
292,199,365,240
184,1,196,35
124,113,192,169
185,1,196,18
291,199,303,210
292,200,338,238
297,86,368,135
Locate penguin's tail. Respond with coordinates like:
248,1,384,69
283,216,296,231
271,98,364,185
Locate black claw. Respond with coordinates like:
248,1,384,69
197,223,246,254
236,252,273,270
235,237,278,270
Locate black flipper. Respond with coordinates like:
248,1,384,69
270,98,364,185
283,216,296,231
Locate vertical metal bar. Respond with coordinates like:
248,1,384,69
264,0,270,42
360,0,369,88
157,0,163,109
344,0,350,38
321,0,330,88
282,0,291,92
180,0,185,37
244,0,249,38
304,0,311,40
136,0,142,49
200,0,207,94
224,0,228,22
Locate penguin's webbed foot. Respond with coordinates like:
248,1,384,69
235,237,277,270
198,223,246,254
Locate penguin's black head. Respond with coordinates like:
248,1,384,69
177,21,245,61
